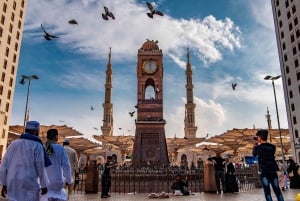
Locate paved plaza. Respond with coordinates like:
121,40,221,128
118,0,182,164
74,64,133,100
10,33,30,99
0,188,299,201
65,189,300,201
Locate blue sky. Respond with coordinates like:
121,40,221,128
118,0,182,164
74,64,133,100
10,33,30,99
11,0,287,140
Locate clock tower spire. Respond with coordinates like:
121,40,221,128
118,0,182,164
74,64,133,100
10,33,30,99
132,40,169,167
184,48,197,138
101,48,114,136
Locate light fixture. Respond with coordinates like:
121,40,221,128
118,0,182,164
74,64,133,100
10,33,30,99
19,74,39,132
264,75,285,163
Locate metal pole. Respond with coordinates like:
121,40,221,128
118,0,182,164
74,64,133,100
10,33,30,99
272,80,285,163
23,79,31,133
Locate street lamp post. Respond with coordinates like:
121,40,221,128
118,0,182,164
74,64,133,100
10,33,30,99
264,75,285,162
19,74,39,132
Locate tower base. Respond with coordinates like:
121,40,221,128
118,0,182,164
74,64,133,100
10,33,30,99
132,122,169,167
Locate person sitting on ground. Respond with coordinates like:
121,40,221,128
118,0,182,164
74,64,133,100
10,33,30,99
171,174,190,196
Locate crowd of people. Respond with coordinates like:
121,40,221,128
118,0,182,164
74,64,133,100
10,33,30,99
0,122,299,200
0,121,79,201
287,158,300,189
0,120,121,200
201,129,300,201
207,151,239,194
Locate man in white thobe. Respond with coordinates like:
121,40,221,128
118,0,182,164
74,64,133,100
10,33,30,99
0,121,51,201
63,138,79,198
45,129,72,201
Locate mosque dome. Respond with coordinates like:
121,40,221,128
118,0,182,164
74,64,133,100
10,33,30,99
140,39,159,51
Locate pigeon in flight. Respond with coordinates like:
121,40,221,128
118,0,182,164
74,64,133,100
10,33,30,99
146,2,164,18
91,106,94,110
68,19,78,25
129,111,135,117
232,83,237,90
135,101,142,108
41,24,59,41
155,87,160,94
102,6,115,20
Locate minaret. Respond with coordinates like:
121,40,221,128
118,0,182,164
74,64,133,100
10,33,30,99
184,48,197,138
265,107,272,143
101,48,114,136
266,107,272,129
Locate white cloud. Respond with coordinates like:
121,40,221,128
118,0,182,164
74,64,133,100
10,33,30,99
13,0,290,141
168,53,186,69
164,96,226,138
55,70,104,91
194,97,226,134
24,0,241,65
248,0,275,30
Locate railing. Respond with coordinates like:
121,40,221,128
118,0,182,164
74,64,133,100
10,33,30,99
74,166,259,194
235,166,260,191
110,167,204,193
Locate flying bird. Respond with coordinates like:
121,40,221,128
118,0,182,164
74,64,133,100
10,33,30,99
155,87,160,94
129,111,135,117
203,146,209,151
68,19,78,25
93,127,99,130
41,24,59,41
102,6,115,20
146,2,164,18
232,83,237,90
91,106,94,110
135,101,142,108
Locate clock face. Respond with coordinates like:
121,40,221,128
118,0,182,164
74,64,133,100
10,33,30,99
143,60,158,74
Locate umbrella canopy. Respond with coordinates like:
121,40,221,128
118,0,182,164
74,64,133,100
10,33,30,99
93,135,135,152
166,136,205,153
9,124,83,143
65,136,101,153
9,125,100,153
84,147,106,155
191,142,231,156
206,128,291,156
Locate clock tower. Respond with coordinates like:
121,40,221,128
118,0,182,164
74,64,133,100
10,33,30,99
132,40,169,167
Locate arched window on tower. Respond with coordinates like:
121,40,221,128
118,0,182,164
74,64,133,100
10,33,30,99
145,85,155,99
144,78,155,100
